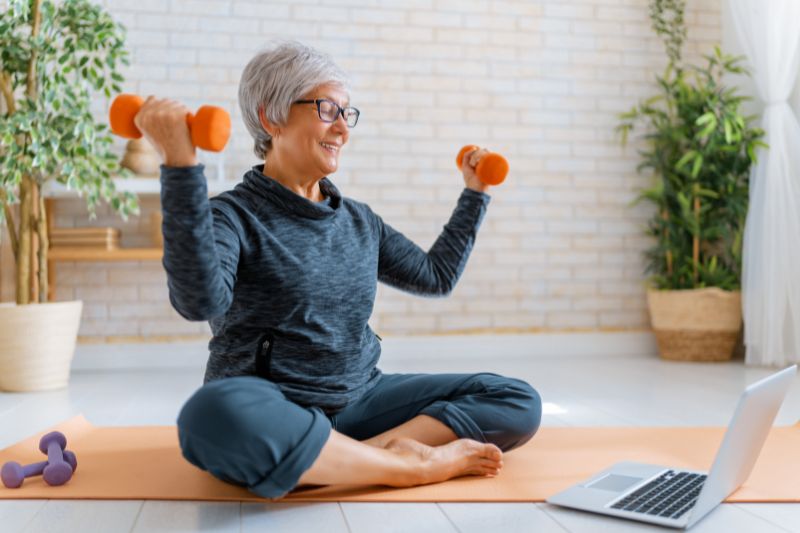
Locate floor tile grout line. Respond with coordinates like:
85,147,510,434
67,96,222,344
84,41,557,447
126,500,145,533
733,503,794,533
537,504,575,533
17,499,48,533
533,501,573,532
436,502,464,533
337,502,354,533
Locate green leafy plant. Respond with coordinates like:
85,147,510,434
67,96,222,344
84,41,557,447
617,0,766,291
0,0,138,304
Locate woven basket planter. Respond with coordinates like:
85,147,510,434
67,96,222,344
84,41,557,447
646,288,741,362
0,300,83,392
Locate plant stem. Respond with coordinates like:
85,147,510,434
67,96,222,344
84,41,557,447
0,72,16,115
29,182,39,302
693,196,700,285
0,70,20,263
14,0,43,305
36,186,48,302
0,189,19,260
26,0,42,100
662,208,673,276
16,176,31,305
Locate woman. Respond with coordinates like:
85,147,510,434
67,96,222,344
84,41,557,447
135,41,541,499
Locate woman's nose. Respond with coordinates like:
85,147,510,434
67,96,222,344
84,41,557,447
330,115,349,141
333,112,349,130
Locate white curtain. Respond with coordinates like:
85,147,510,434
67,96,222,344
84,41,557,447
730,0,800,366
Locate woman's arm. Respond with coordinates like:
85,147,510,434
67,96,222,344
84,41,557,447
376,188,490,296
133,96,239,321
376,145,494,294
160,165,240,321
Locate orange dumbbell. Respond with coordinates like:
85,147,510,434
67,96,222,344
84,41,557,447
109,94,231,152
456,145,509,186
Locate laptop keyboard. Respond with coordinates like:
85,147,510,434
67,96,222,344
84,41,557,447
609,470,707,519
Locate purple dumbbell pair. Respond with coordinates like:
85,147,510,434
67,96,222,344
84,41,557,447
1,431,78,489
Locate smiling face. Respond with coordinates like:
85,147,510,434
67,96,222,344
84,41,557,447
272,82,351,180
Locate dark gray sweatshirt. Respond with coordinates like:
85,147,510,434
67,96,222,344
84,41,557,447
160,165,490,413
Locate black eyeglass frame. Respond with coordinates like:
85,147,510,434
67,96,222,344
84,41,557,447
294,98,360,127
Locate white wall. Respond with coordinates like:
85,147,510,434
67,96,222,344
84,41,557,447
37,0,724,342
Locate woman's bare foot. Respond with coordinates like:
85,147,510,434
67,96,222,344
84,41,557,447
385,437,503,486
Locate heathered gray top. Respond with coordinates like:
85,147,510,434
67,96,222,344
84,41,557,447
160,164,490,413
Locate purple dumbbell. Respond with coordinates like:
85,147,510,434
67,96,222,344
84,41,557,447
1,449,77,489
39,431,75,486
1,459,48,489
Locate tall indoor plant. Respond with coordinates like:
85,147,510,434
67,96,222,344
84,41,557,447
617,0,766,361
0,0,137,390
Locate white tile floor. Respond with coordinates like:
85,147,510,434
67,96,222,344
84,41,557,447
1,339,799,532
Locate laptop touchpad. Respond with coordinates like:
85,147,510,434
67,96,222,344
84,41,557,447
585,474,643,492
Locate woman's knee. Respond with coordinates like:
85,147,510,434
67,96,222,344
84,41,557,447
176,376,331,498
177,377,285,477
472,373,543,450
511,379,543,441
177,376,271,438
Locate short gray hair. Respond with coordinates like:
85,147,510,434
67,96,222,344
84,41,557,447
238,40,351,159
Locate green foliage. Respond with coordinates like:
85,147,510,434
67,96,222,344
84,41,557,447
649,0,686,65
0,0,138,219
617,0,765,291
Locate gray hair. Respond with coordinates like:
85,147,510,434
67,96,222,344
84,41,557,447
238,40,351,159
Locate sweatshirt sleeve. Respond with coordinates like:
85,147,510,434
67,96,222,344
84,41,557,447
160,165,241,321
376,188,490,296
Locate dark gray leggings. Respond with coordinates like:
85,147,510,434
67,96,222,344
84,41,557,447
177,372,542,499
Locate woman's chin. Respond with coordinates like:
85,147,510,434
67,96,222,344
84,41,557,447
321,160,339,175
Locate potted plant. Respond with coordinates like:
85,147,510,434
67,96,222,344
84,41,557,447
617,0,766,361
0,0,137,390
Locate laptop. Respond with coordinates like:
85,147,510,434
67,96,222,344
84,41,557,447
547,365,797,529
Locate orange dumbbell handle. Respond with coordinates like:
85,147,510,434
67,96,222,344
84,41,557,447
109,94,230,152
456,145,509,186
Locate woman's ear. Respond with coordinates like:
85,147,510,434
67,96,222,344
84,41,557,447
258,107,280,138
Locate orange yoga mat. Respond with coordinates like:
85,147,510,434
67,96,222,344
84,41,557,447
1,415,798,502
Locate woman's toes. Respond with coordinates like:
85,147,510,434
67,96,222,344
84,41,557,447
479,458,503,469
480,443,503,461
469,464,500,477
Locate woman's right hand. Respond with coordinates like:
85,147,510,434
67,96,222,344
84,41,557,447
460,146,491,194
133,96,198,167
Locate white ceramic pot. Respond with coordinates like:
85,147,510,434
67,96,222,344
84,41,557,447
0,300,83,391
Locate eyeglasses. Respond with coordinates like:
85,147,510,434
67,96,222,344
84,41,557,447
294,98,360,128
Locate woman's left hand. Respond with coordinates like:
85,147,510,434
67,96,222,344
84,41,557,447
460,147,491,194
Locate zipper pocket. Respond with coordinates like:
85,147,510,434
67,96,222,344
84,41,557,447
255,332,274,379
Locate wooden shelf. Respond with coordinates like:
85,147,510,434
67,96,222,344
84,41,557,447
45,246,162,301
47,247,163,262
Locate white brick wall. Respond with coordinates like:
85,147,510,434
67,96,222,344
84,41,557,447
42,0,722,342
